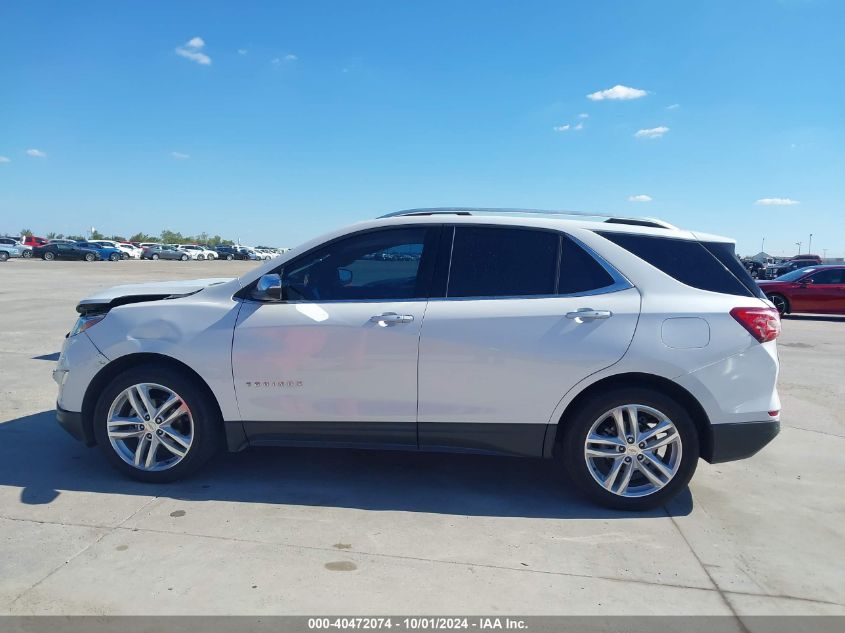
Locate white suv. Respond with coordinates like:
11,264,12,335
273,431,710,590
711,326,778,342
53,209,781,510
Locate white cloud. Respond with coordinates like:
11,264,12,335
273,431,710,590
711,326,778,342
754,197,799,206
666,103,680,110
634,126,669,139
574,122,584,131
587,84,647,101
238,49,248,55
176,36,211,65
171,151,190,160
628,194,653,202
26,148,47,157
553,124,571,132
0,156,10,163
284,54,298,62
273,54,298,65
578,113,589,118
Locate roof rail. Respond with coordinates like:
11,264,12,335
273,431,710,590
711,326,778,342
378,207,677,230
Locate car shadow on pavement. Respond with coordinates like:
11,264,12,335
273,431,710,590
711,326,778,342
0,411,693,520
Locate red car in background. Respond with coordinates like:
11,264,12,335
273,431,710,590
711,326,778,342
758,265,845,315
21,235,49,248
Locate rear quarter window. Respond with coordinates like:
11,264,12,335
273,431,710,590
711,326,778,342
597,232,762,298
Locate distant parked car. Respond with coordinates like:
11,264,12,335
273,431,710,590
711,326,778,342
144,245,191,261
758,265,845,315
76,241,122,262
0,242,25,261
119,243,144,258
176,245,208,260
214,245,249,260
742,259,767,279
21,236,49,248
33,243,101,261
772,258,821,277
89,240,138,260
0,237,33,258
47,239,77,245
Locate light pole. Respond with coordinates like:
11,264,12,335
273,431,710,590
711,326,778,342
823,249,828,261
795,241,802,255
761,237,765,253
808,234,813,254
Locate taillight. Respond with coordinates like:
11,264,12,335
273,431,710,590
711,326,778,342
730,307,780,343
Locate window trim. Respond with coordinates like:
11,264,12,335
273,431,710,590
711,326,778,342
437,224,632,301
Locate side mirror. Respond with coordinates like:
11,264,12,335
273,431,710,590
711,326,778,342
253,273,283,301
338,268,353,285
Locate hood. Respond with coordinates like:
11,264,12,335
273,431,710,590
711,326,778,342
77,277,234,314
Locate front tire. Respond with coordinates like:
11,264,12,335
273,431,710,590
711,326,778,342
767,293,789,316
93,364,221,483
151,253,160,260
22,250,32,258
109,253,120,261
226,254,234,261
0,252,8,262
561,388,699,511
43,251,56,261
181,254,189,261
84,253,96,262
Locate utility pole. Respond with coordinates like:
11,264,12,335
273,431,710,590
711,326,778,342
809,233,813,254
823,249,828,261
761,237,765,253
795,241,802,255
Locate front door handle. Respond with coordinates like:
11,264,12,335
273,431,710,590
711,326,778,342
370,312,414,326
566,308,613,322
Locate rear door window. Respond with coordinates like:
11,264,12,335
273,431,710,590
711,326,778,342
446,226,559,298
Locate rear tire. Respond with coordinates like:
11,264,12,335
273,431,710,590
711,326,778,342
109,253,120,261
84,253,95,262
93,364,221,483
181,254,189,261
767,293,789,316
561,387,699,511
151,253,159,260
44,251,56,261
22,250,32,258
0,252,8,262
226,254,233,261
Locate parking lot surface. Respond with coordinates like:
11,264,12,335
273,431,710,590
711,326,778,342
0,259,843,618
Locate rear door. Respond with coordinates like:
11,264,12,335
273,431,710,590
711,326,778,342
417,225,640,456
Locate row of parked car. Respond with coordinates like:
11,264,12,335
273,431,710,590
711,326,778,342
0,236,285,262
742,254,824,279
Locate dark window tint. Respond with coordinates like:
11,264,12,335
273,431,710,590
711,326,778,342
808,269,845,284
447,227,558,297
282,228,431,301
701,241,767,299
598,232,754,297
558,236,616,294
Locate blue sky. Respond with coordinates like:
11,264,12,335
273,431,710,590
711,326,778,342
1,0,843,256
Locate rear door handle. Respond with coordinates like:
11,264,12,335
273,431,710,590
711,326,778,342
370,312,414,326
566,308,612,321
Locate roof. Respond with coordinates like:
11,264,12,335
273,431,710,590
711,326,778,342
379,207,678,229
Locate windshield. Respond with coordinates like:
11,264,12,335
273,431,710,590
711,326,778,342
774,267,817,282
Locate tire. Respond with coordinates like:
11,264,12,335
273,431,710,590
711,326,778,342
226,254,233,261
0,252,8,262
22,250,32,258
93,364,221,483
43,251,56,261
197,254,205,261
109,253,120,261
151,253,160,260
121,252,129,260
181,254,189,261
84,253,96,262
767,293,789,316
561,387,699,511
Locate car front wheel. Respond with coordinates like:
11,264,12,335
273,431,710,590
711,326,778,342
561,388,699,511
109,253,120,261
93,365,220,482
84,253,96,262
22,250,32,258
44,251,56,261
151,253,159,260
0,252,8,262
181,254,189,261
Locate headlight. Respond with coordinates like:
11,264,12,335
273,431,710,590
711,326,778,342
69,314,105,337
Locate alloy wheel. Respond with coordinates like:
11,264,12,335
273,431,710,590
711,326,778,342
768,294,787,315
106,383,194,471
584,404,682,498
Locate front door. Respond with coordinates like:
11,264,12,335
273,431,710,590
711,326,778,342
417,226,640,456
232,226,441,447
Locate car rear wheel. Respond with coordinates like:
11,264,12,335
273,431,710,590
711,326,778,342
561,388,699,511
197,254,205,260
22,250,32,258
84,253,96,262
181,254,189,261
43,251,56,261
93,365,221,483
109,253,120,261
0,252,8,262
226,254,233,261
121,252,129,260
767,293,789,316
151,253,159,260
